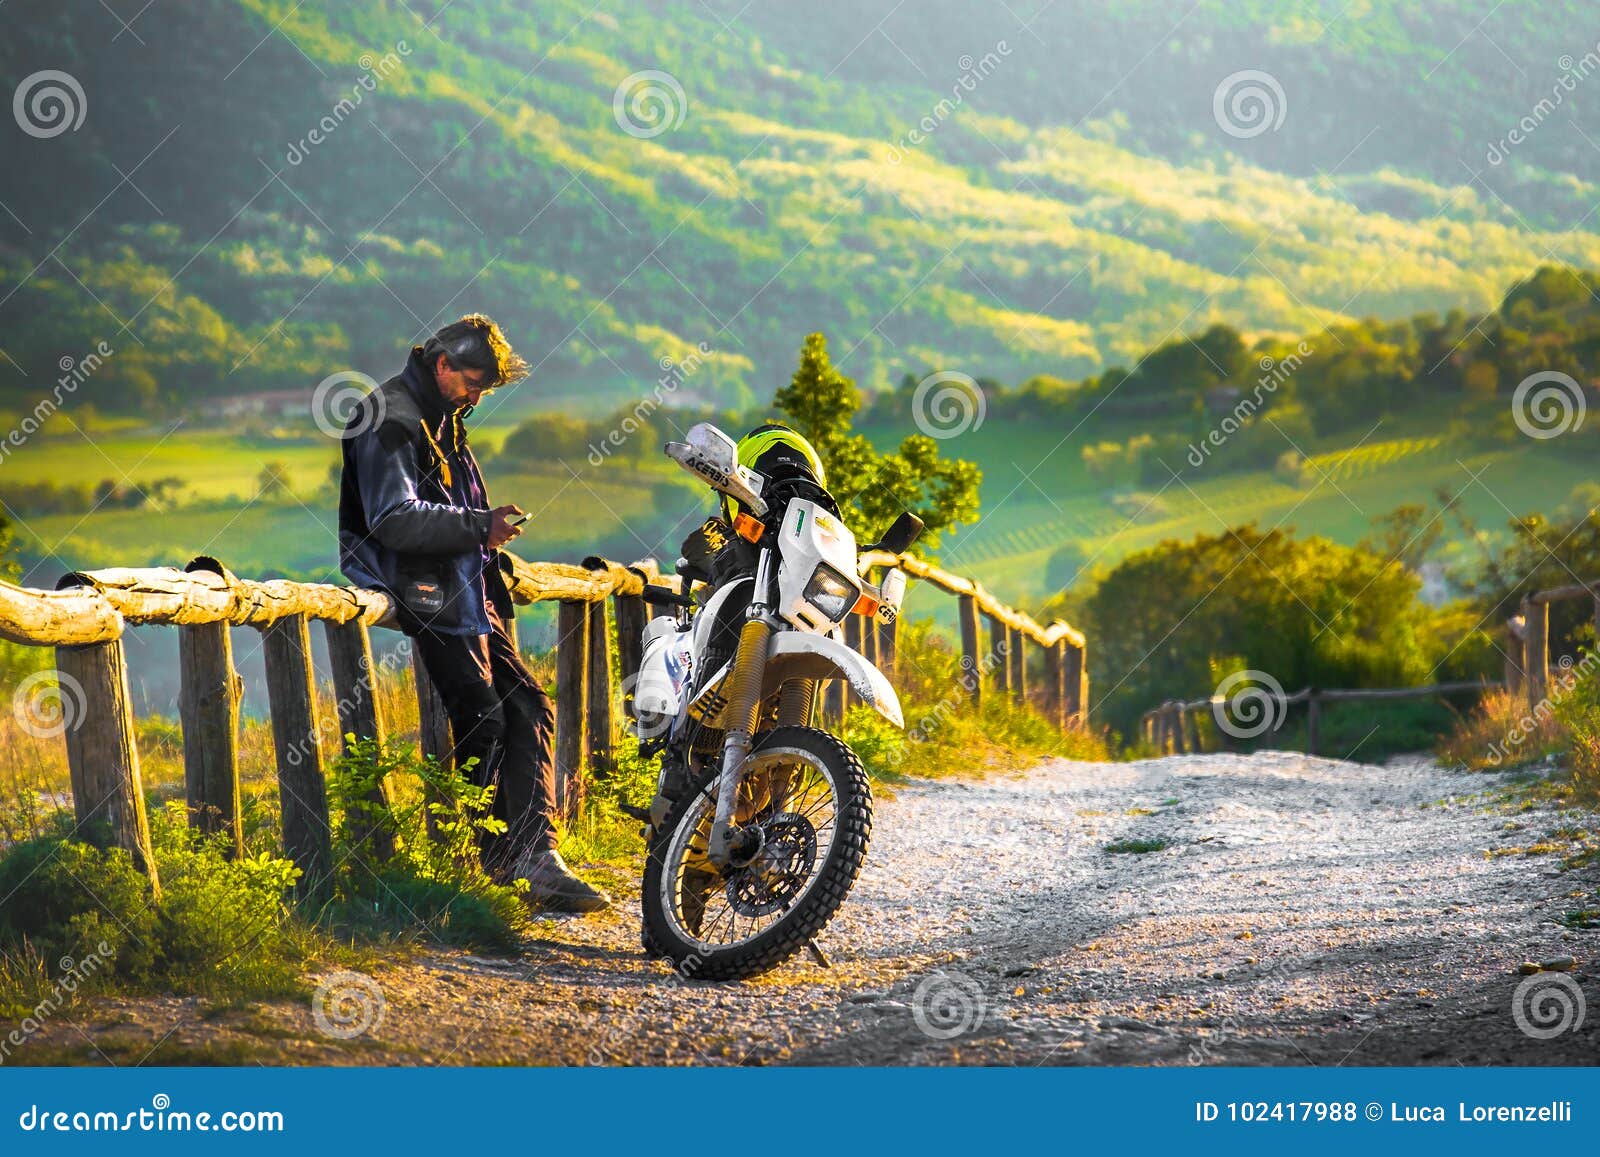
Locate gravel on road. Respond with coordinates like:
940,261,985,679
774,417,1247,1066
21,751,1599,1065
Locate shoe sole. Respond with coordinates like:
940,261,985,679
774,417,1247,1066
530,894,612,914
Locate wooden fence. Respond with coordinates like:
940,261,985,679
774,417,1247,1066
1138,579,1599,757
2,548,1087,894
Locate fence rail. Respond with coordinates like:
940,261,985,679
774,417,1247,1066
4,546,1086,894
1140,681,1501,757
1138,579,1599,758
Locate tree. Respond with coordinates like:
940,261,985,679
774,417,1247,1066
1063,524,1450,739
500,412,592,465
256,461,293,499
770,333,980,552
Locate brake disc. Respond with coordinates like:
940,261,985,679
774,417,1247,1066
724,812,818,917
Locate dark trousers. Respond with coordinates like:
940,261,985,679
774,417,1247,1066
414,602,558,876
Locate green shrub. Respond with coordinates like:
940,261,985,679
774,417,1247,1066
0,831,159,984
147,804,304,997
320,737,532,951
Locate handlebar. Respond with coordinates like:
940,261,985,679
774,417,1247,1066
642,583,696,608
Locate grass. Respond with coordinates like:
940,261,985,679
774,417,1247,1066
1104,837,1171,855
10,423,685,583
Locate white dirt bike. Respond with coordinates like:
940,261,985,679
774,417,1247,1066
628,423,921,980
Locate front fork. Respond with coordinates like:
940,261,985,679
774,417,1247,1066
706,549,779,867
706,616,774,867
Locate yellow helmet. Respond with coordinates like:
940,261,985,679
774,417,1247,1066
722,422,828,521
736,422,826,487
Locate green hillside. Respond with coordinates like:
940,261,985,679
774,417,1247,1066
3,0,1599,423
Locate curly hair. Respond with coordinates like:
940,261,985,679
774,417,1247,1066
423,313,530,388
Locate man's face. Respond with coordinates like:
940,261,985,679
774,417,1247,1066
433,354,492,409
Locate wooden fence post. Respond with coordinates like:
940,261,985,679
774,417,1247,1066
988,614,1009,696
1042,640,1066,731
958,594,982,710
261,614,332,898
1185,707,1203,753
1504,619,1526,695
1306,691,1321,756
555,600,589,821
1007,626,1026,706
859,608,878,668
55,638,160,892
324,618,395,863
585,597,613,777
177,620,242,856
877,615,898,679
615,591,646,685
1065,641,1086,728
1170,703,1188,753
1523,598,1548,709
411,643,452,844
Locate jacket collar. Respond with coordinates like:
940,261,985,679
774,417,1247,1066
401,346,451,425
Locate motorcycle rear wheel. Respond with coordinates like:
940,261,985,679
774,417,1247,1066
641,725,872,980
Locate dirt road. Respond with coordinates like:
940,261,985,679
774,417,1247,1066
26,752,1600,1065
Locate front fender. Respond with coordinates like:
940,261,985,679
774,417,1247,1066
762,629,904,728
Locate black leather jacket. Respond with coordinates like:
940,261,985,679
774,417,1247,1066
338,348,501,636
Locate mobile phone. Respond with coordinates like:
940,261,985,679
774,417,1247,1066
509,512,531,526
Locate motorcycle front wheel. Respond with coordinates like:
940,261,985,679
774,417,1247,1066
641,725,872,981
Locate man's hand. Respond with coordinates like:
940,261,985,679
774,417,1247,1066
488,504,526,550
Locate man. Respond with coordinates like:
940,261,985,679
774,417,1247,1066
338,314,609,913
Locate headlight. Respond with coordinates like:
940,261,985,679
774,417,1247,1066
802,562,858,622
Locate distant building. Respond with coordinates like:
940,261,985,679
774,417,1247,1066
198,390,309,422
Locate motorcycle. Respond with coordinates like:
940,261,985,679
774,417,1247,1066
627,422,922,980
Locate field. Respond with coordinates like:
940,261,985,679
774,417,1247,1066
9,416,705,587
11,404,1587,637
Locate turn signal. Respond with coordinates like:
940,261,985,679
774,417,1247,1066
733,512,765,542
851,592,881,617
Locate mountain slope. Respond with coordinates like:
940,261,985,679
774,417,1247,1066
2,0,1597,417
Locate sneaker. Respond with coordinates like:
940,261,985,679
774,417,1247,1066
517,849,611,913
